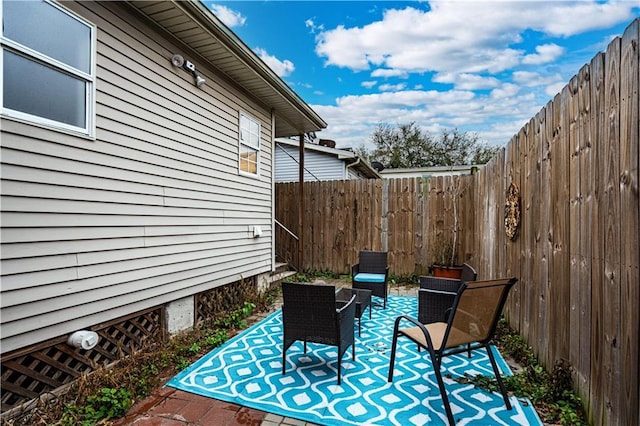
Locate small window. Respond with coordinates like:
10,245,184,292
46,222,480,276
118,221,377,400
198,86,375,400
1,0,95,135
239,113,260,176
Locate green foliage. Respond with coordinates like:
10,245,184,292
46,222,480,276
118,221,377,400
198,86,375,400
60,387,133,425
304,269,341,279
389,273,419,285
175,358,190,371
48,294,264,425
284,272,312,282
365,123,499,168
204,329,228,349
134,363,159,395
213,301,256,329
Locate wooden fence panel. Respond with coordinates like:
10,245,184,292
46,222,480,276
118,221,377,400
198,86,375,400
589,51,606,425
475,165,487,277
601,36,622,426
619,20,639,426
537,105,552,368
521,119,535,343
504,133,521,328
577,63,594,396
569,72,583,387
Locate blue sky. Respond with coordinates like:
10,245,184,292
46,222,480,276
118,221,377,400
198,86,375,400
205,1,639,151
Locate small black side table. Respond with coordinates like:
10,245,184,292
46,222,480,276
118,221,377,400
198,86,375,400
336,287,372,337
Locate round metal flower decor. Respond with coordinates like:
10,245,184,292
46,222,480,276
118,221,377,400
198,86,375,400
504,182,521,240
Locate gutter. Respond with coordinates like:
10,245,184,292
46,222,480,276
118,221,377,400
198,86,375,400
185,0,327,130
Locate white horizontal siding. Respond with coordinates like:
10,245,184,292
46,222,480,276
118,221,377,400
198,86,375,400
0,1,276,354
275,144,346,182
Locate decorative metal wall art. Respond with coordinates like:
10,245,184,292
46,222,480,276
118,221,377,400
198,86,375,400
504,182,521,240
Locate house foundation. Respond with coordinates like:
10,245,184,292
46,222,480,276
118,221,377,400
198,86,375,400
165,296,195,334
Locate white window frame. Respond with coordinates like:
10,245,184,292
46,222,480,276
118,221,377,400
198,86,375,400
239,112,261,177
0,0,96,137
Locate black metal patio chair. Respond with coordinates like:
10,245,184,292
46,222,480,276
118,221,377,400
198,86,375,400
388,277,518,425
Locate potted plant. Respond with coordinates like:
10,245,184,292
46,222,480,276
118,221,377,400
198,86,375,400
428,177,464,279
429,235,463,278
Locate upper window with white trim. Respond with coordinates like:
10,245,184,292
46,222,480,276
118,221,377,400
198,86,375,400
239,113,260,176
1,0,96,135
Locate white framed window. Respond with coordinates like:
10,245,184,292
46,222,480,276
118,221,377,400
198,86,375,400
239,113,260,176
1,0,96,136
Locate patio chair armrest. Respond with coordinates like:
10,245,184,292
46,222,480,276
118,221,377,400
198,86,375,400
351,263,360,276
336,294,356,315
393,315,438,350
419,276,462,292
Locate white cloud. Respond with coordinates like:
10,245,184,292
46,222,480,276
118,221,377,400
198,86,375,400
512,71,564,87
314,1,635,76
209,4,246,28
379,83,407,91
545,82,566,98
371,68,408,78
523,44,565,65
311,85,541,150
433,72,501,90
490,83,520,99
254,48,295,77
305,18,324,33
306,1,635,151
512,70,565,97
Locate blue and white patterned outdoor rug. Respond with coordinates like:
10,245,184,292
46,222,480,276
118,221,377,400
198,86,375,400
167,295,542,425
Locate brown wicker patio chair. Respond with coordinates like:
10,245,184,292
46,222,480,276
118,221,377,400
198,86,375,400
351,250,389,308
281,281,356,384
388,277,518,426
418,263,477,324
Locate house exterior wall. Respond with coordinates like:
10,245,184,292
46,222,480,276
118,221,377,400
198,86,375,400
347,166,364,180
0,1,274,354
275,144,346,182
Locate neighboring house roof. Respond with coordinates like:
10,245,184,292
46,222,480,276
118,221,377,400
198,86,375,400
275,138,380,181
128,0,326,137
379,165,482,179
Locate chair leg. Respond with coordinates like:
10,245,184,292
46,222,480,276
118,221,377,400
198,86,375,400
337,357,342,385
387,323,400,381
282,349,286,375
485,345,512,410
428,349,455,426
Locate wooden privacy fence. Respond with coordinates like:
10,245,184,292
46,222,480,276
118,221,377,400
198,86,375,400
275,175,475,275
276,19,639,426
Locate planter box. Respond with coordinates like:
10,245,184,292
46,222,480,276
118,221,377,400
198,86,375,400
430,265,464,279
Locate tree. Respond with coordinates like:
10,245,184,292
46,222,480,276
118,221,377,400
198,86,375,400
365,122,499,168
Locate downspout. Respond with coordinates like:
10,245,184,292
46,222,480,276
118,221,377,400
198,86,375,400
298,134,304,271
345,157,361,179
271,110,276,271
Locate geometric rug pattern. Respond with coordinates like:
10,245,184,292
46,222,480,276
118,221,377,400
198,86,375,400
167,295,542,425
